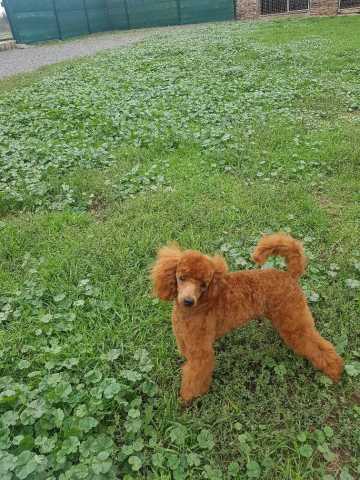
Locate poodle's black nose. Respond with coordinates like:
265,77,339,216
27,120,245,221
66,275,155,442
183,298,194,307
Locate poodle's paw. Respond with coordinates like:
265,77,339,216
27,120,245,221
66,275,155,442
179,396,194,409
322,351,344,383
180,388,196,404
180,385,209,405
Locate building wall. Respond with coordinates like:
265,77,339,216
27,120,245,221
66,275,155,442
236,0,342,19
236,0,259,19
310,0,338,15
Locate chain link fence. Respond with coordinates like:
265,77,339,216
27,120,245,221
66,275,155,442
261,0,309,14
339,0,360,8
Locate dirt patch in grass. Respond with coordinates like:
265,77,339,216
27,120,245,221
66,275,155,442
350,391,360,405
317,193,342,217
88,194,107,220
326,448,352,477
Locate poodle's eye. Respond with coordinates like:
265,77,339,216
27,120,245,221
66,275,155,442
201,282,208,290
178,276,185,282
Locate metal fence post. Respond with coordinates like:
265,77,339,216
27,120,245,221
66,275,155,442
124,0,130,29
52,0,62,39
2,0,19,42
82,0,91,34
176,0,182,24
104,0,111,30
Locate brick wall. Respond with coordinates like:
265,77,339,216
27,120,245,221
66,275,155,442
310,0,338,15
236,0,259,19
236,0,340,18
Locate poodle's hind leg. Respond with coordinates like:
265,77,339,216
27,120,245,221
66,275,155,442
180,349,215,403
275,309,343,382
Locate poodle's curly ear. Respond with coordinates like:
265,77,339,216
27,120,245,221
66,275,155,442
211,255,228,276
151,243,182,301
208,254,228,299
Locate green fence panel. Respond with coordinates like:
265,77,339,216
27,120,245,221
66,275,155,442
180,0,234,24
107,0,129,30
56,0,89,38
5,0,59,43
127,0,179,28
85,0,109,32
6,0,52,13
4,0,234,44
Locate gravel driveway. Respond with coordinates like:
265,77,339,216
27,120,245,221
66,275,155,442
0,31,147,79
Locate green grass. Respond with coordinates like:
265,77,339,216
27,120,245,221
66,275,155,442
0,15,360,480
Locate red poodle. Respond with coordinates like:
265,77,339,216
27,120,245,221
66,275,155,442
151,233,343,403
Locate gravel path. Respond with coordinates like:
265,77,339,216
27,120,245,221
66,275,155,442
0,31,147,79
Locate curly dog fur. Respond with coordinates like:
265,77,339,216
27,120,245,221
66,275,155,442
151,233,344,403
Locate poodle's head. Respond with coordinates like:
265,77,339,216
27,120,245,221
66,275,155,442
151,244,228,308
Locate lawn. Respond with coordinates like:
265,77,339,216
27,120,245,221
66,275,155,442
0,15,360,480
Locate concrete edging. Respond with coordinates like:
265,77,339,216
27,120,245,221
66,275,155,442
0,40,16,52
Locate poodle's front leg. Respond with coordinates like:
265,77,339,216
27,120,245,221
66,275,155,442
180,348,215,403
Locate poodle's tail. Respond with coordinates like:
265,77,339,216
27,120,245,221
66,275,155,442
252,233,307,280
